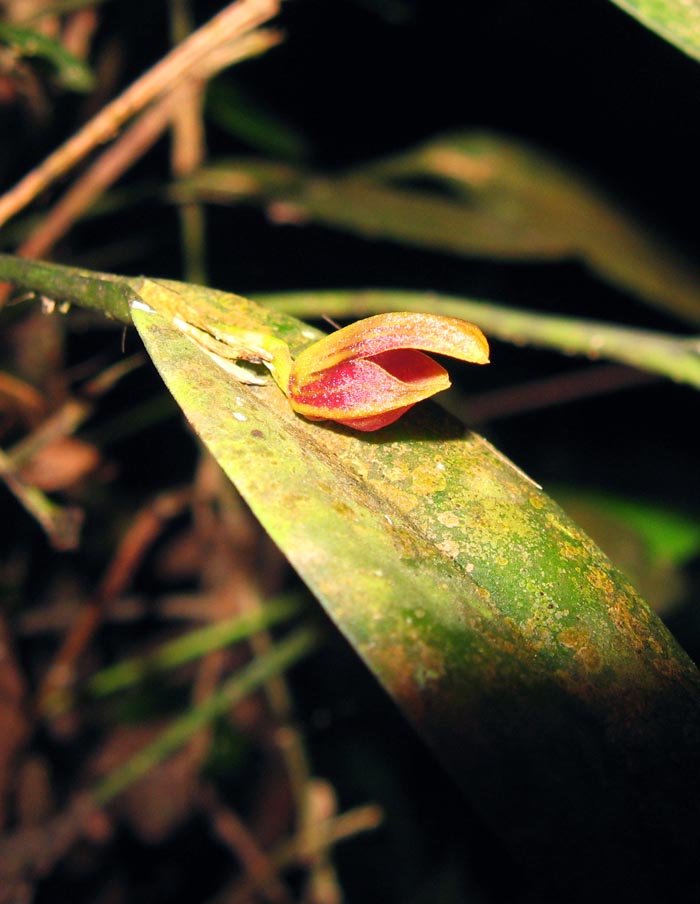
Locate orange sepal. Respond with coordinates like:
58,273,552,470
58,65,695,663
287,312,489,432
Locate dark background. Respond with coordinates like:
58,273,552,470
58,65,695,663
105,0,700,509
5,1,700,902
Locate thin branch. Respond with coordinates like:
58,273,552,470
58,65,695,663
16,89,185,263
10,29,280,267
259,289,700,391
222,803,383,904
0,446,84,550
204,789,294,904
38,487,192,712
0,0,280,228
458,363,658,425
85,594,304,699
170,0,208,283
91,625,321,805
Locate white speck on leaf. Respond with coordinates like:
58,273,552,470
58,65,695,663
130,298,156,314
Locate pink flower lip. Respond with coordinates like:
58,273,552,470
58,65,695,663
287,312,489,432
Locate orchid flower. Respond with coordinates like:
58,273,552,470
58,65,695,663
287,312,489,431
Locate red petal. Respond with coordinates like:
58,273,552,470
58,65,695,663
333,405,414,432
288,351,449,420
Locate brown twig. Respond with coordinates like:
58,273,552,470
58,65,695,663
194,458,339,900
459,362,658,425
0,445,84,550
16,86,190,263
11,29,280,265
204,788,294,904
221,804,384,904
0,0,280,229
6,352,143,468
38,486,192,711
170,0,208,283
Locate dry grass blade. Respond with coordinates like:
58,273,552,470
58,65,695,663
0,0,281,229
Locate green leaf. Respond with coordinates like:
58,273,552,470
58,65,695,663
206,80,309,161
356,131,700,323
552,488,699,615
129,278,700,900
608,0,700,62
0,22,95,92
181,132,700,323
1,255,699,898
86,592,305,698
556,489,700,566
93,625,320,804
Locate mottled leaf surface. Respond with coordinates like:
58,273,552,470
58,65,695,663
132,281,700,901
609,0,700,62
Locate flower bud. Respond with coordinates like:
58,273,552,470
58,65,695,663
287,312,489,431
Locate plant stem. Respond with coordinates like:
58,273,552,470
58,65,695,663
87,593,305,697
10,29,278,274
0,253,132,322
0,445,84,549
93,624,321,804
0,0,280,229
260,289,700,391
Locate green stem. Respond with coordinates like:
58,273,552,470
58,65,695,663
5,254,697,393
93,623,321,804
0,253,133,323
88,593,305,697
259,289,700,391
